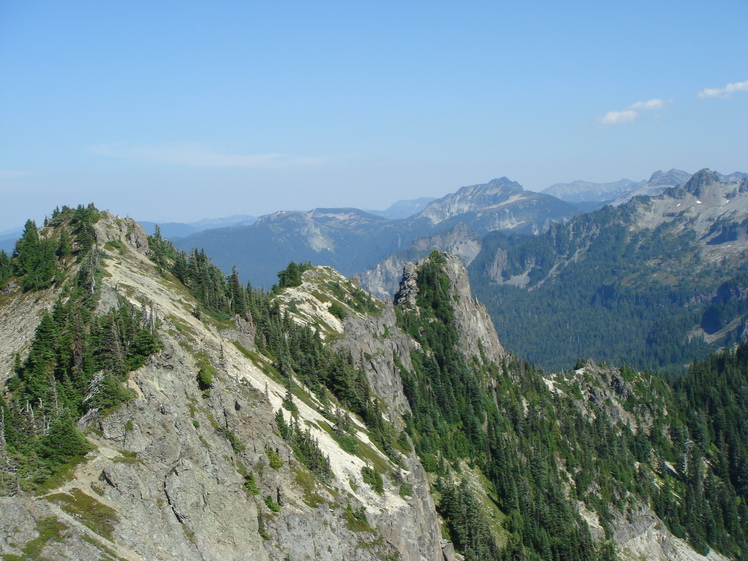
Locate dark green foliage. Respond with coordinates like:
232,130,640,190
56,229,71,258
228,266,248,316
328,302,347,320
69,204,100,256
243,472,260,494
333,432,358,454
325,280,380,314
344,503,372,532
470,203,747,373
399,482,413,497
1,244,162,491
438,478,498,561
264,494,281,512
222,429,244,453
397,253,488,462
35,412,92,471
4,205,102,293
197,364,215,391
396,252,608,560
275,261,312,290
361,465,384,494
184,249,230,314
0,249,10,287
266,447,284,470
13,220,59,291
646,345,748,558
276,410,332,482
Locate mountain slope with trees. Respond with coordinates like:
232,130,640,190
1,206,746,560
470,169,748,372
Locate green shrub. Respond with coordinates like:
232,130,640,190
264,495,281,512
267,448,284,470
333,433,358,455
361,466,384,494
222,429,244,453
244,473,260,495
197,364,215,391
329,302,347,320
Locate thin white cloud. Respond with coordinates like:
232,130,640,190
596,98,672,126
628,98,671,111
697,80,748,99
89,142,325,168
598,109,638,125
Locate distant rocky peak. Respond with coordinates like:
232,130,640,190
466,176,524,195
417,177,526,224
647,168,692,187
487,176,524,190
720,171,748,184
683,168,723,196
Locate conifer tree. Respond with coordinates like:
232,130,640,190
228,266,247,316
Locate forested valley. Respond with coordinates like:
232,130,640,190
0,208,746,561
470,187,748,373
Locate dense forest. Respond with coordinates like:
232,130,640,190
469,200,748,373
400,251,747,560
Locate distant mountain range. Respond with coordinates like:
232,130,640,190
3,166,747,373
171,177,584,288
139,214,257,239
365,197,436,220
543,169,748,206
0,227,22,254
470,169,748,371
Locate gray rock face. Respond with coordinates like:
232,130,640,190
441,254,505,364
95,215,151,254
0,214,446,561
334,299,414,425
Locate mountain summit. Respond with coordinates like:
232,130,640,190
415,177,578,235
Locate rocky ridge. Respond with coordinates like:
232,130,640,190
0,214,452,561
0,211,741,561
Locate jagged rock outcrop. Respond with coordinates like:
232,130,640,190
360,223,482,299
440,254,504,364
269,265,445,561
394,253,504,365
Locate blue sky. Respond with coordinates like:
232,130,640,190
1,1,747,232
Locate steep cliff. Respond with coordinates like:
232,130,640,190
0,212,446,561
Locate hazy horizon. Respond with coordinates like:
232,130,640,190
2,1,746,231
